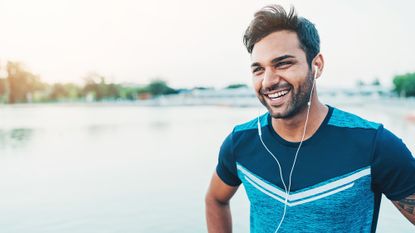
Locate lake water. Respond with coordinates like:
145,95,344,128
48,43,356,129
0,103,414,232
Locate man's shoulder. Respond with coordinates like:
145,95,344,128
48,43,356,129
233,112,269,134
328,106,381,130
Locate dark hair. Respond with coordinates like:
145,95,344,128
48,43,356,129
243,5,320,66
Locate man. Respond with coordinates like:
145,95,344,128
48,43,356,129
205,4,415,233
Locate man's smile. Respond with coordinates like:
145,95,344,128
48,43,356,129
262,86,292,106
266,89,290,100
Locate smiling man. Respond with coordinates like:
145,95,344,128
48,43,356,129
205,5,415,233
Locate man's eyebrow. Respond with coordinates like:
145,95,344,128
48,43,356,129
250,55,295,68
250,62,261,68
271,55,294,64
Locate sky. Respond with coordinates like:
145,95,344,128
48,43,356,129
0,0,414,88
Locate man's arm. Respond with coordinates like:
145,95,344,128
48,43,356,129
392,193,415,225
205,172,239,233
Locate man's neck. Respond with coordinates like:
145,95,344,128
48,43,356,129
271,99,328,142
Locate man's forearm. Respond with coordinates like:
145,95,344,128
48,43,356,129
205,198,233,233
393,194,415,225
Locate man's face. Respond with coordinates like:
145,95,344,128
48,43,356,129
250,30,313,119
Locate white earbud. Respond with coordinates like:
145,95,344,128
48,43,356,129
313,65,319,79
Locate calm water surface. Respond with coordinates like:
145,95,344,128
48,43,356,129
0,103,414,232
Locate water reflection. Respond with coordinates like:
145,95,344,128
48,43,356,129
0,128,33,149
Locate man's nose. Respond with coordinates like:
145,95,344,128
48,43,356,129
263,68,280,89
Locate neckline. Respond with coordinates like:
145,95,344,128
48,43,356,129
265,105,333,147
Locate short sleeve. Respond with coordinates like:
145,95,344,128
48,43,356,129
372,126,415,200
216,132,241,187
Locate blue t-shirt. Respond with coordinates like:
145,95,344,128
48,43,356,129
216,106,415,233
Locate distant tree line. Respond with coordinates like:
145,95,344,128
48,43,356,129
2,60,414,103
0,62,178,104
393,72,415,97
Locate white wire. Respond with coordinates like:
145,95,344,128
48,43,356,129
258,76,316,233
258,134,288,232
258,128,288,193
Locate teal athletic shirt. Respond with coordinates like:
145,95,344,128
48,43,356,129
216,106,415,233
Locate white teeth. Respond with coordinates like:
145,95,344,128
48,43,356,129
268,90,289,99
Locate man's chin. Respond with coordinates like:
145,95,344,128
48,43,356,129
269,110,288,119
265,104,289,119
258,98,292,118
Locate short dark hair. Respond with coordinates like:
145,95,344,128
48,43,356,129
243,5,320,66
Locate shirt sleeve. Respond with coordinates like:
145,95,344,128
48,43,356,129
372,126,415,200
216,131,241,187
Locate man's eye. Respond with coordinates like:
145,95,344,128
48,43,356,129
275,61,292,68
252,67,263,74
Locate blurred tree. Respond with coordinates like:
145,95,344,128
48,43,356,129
393,72,415,97
146,79,177,96
49,83,69,101
6,62,46,103
82,72,102,100
82,72,121,101
371,78,381,86
356,79,365,87
225,83,248,89
48,83,82,101
0,78,8,103
117,86,137,100
64,83,82,100
193,86,213,90
106,83,121,99
0,78,7,95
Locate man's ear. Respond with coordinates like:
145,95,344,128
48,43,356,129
312,53,324,79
